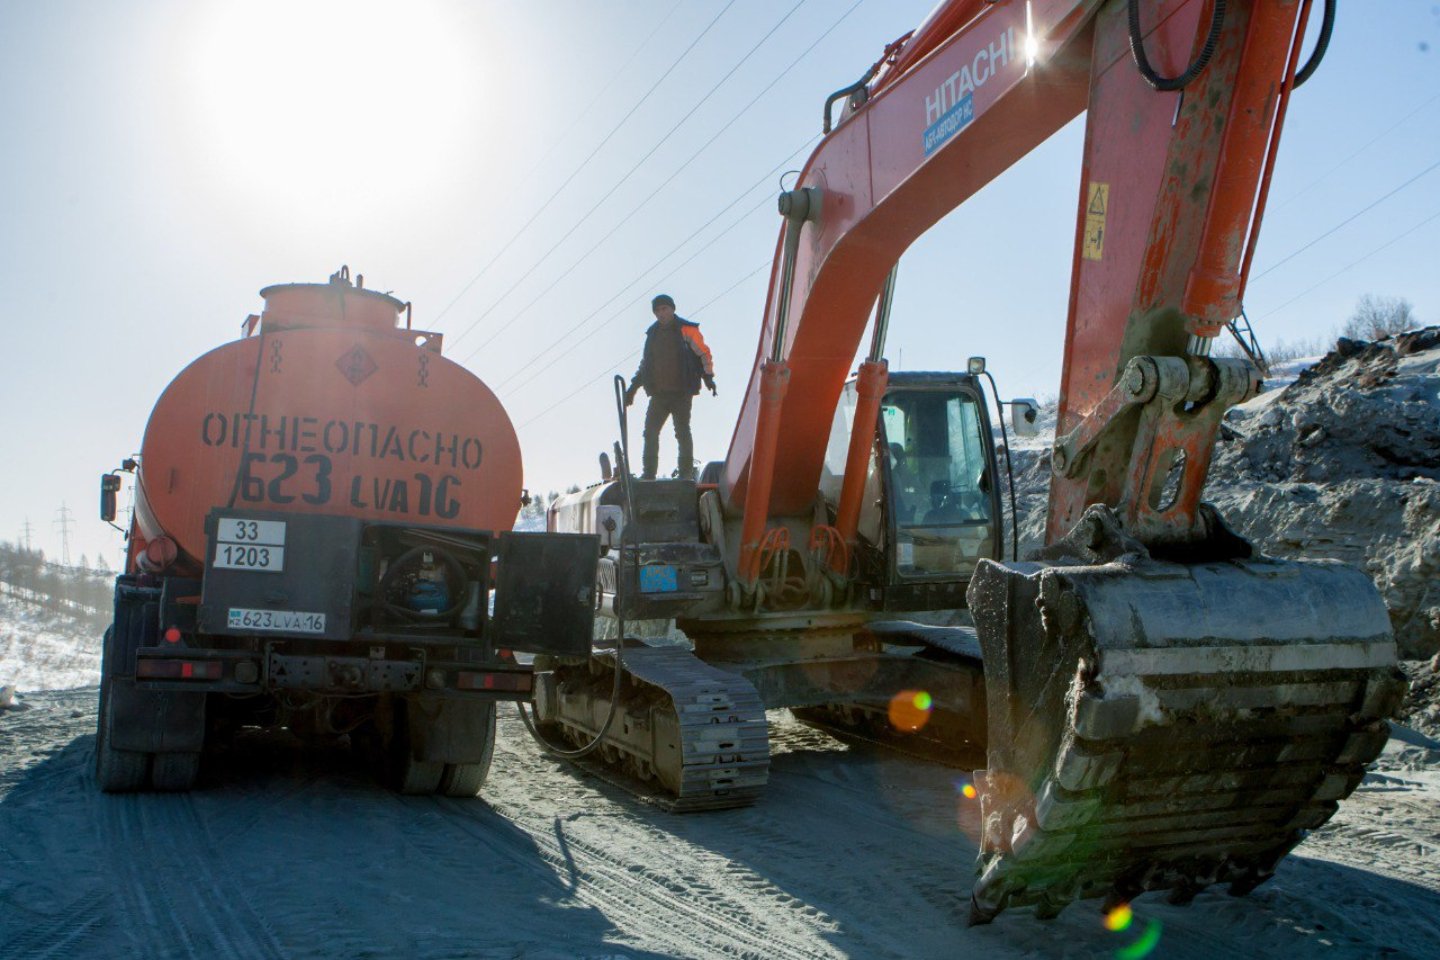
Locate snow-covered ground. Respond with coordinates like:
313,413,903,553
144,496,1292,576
0,583,103,696
1,690,1437,959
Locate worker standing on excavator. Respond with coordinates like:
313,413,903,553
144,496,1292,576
625,294,716,480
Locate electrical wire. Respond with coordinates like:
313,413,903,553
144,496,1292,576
1274,91,1440,210
1255,207,1440,321
1249,155,1440,284
460,0,866,361
445,0,812,351
493,188,776,390
471,136,814,375
431,0,738,327
517,259,771,428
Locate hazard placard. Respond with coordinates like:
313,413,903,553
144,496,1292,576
1082,182,1109,261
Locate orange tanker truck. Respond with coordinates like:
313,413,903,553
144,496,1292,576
96,267,597,795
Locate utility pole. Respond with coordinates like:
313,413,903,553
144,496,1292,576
54,502,74,568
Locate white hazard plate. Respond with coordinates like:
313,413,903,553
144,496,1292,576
227,608,326,634
214,518,286,572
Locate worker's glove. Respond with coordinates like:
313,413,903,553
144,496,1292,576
624,385,638,407
703,375,717,396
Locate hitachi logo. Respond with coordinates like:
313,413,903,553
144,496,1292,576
924,26,1018,126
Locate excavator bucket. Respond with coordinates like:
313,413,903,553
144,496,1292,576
965,509,1406,922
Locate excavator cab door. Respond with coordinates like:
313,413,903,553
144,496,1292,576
871,374,1002,610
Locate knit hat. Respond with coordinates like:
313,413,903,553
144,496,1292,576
651,293,675,309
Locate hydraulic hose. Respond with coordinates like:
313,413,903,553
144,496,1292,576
518,376,636,761
1292,0,1334,89
981,371,1021,563
1128,0,1227,92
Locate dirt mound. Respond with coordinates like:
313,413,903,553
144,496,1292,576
1211,327,1440,658
1398,655,1440,740
1001,327,1440,659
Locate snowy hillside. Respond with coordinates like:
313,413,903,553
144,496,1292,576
0,581,106,696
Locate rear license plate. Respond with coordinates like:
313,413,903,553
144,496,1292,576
639,564,678,593
227,608,326,634
214,518,287,572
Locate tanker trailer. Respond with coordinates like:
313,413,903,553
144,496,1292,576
95,267,597,795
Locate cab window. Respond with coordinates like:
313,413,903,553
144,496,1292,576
881,390,995,577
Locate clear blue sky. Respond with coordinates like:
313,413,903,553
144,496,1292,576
2,0,1437,566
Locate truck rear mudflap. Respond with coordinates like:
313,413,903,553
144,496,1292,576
965,513,1406,922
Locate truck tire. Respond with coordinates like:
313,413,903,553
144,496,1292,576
437,704,496,797
389,699,445,795
96,627,150,793
151,752,201,791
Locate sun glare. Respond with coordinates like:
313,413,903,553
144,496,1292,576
181,0,478,228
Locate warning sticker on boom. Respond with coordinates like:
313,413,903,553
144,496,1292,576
1082,182,1109,261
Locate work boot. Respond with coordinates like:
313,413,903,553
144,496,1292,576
677,462,697,482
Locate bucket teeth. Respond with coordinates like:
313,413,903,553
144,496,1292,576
966,553,1407,923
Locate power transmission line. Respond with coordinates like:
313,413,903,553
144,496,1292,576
21,518,33,553
1256,206,1440,321
519,259,772,428
519,1,686,193
495,186,777,392
463,0,865,360
430,0,738,326
1274,91,1440,210
1250,155,1440,283
53,502,73,568
471,133,815,379
445,0,815,351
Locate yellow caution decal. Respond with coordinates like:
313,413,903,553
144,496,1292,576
1082,182,1109,261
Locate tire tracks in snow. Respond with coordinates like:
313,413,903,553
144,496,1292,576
98,781,288,959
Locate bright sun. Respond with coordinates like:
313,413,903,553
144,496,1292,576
181,0,478,227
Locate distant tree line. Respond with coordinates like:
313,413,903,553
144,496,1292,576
1221,292,1427,364
0,540,114,621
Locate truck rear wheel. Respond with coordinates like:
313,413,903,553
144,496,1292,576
151,752,201,791
96,627,150,793
436,704,496,797
96,681,150,792
389,699,445,795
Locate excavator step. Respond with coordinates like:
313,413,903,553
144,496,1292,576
540,645,770,812
966,550,1407,923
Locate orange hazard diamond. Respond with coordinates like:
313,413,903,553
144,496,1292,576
337,345,378,386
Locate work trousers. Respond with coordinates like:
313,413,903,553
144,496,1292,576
641,392,693,479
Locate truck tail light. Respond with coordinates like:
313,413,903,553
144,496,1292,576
136,659,223,680
456,671,532,693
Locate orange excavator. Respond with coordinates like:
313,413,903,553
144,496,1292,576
541,0,1405,921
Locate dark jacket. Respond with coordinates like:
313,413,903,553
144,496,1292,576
631,317,714,397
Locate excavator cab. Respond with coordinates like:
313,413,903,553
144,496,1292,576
824,371,1003,611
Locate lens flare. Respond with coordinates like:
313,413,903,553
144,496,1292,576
1103,903,1134,932
887,688,934,733
962,782,977,799
1116,920,1163,960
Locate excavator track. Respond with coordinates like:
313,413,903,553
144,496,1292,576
965,545,1408,922
540,645,770,812
788,625,990,769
